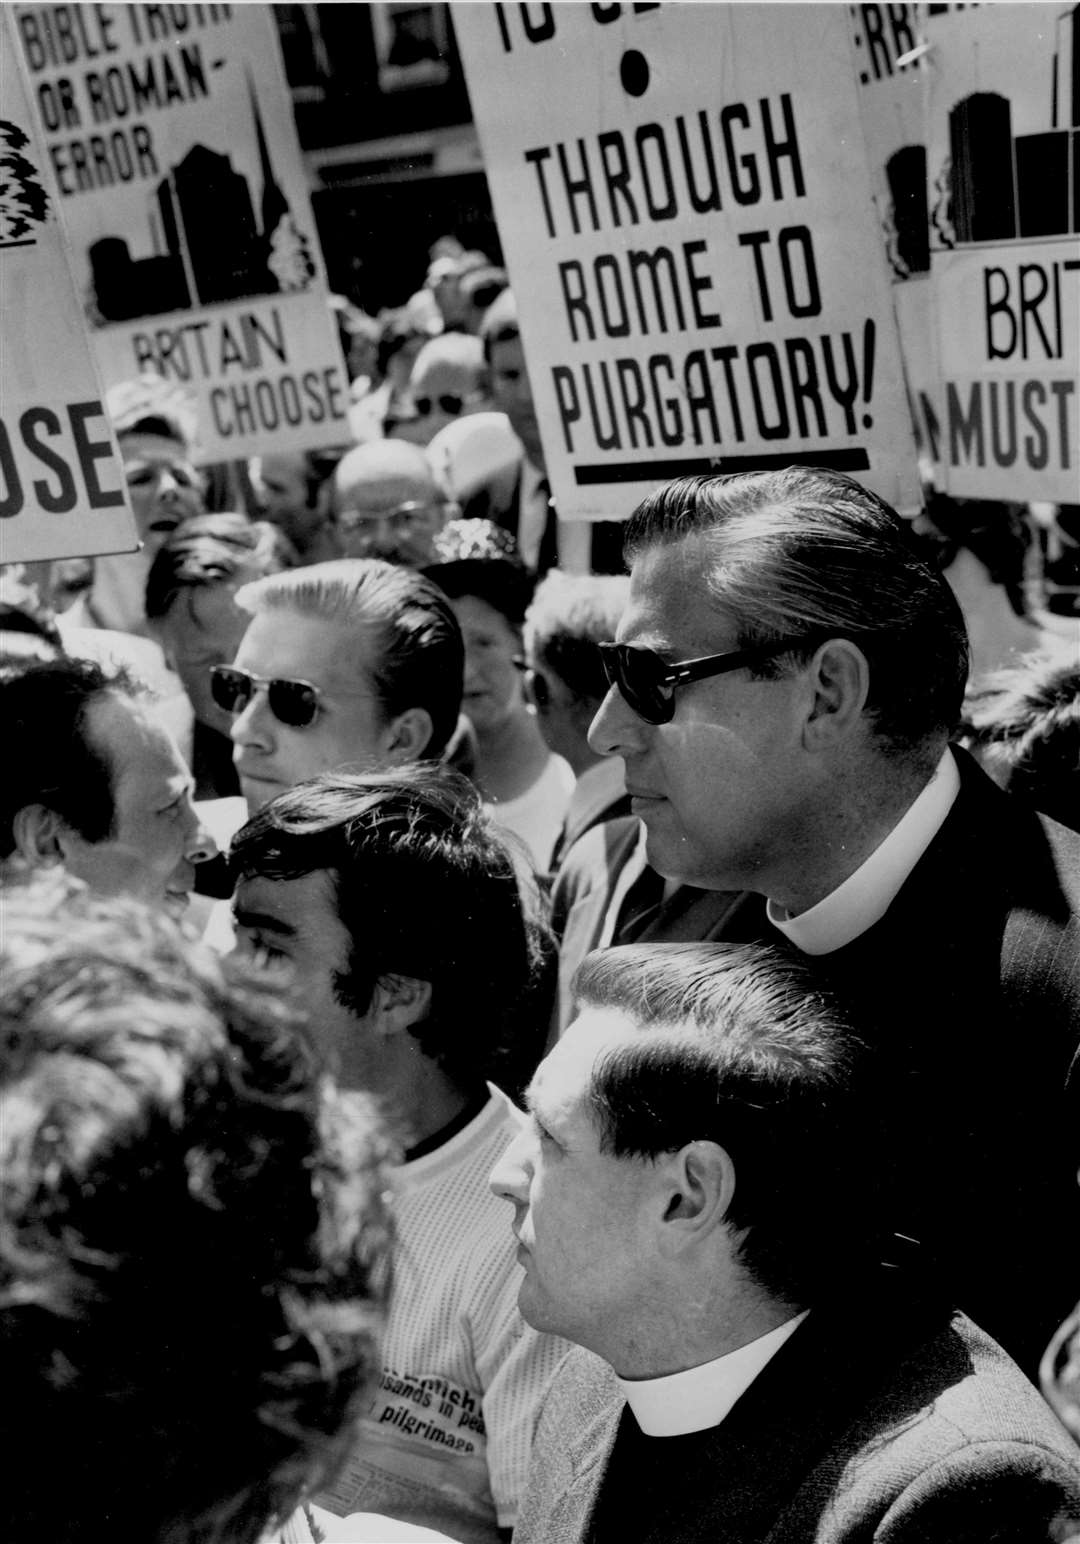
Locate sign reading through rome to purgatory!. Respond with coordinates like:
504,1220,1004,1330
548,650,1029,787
0,7,137,564
12,3,350,464
454,3,922,520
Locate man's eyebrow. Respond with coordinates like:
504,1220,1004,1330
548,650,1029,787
523,1086,553,1126
232,908,296,938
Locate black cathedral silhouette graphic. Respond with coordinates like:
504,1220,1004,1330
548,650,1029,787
932,4,1079,248
87,75,314,324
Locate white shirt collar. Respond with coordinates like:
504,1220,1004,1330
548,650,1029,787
767,748,960,957
597,824,649,949
617,1313,807,1437
517,458,549,570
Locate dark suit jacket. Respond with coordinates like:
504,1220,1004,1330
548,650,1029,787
709,750,1080,1375
462,460,559,574
548,759,633,874
548,815,744,1036
514,1278,1080,1544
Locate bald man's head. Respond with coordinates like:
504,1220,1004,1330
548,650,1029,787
331,442,453,568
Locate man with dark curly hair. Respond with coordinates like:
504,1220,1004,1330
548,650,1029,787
230,764,570,1544
0,873,393,1544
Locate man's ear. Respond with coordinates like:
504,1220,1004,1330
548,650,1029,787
11,804,70,867
369,974,433,1037
801,638,870,752
656,1140,736,1250
382,708,435,765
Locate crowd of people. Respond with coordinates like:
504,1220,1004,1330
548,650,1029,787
2,230,1079,1544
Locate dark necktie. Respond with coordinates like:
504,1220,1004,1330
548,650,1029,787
613,863,668,941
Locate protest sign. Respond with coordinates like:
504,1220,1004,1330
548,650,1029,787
1,8,136,564
848,3,942,483
455,2,921,519
927,4,1079,502
12,3,350,464
851,1,930,283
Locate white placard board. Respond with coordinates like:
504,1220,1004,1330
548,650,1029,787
851,1,930,284
12,3,351,465
926,4,1079,502
0,8,137,564
455,2,921,519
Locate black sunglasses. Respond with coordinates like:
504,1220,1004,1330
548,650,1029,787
598,633,827,725
210,665,323,728
414,393,465,417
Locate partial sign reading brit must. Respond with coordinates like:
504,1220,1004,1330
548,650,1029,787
927,6,1079,502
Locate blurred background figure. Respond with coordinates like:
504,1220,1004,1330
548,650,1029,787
351,309,439,444
959,646,1080,832
426,411,523,531
0,559,194,753
330,293,381,401
522,570,632,869
250,448,346,565
458,263,508,335
469,290,599,577
1031,501,1080,619
0,877,393,1544
426,247,489,333
426,520,573,872
145,514,292,800
397,333,490,446
0,657,215,917
916,491,1042,684
80,374,207,636
473,290,551,570
0,564,63,666
331,441,455,568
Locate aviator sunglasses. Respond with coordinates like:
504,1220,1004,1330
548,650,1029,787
210,665,325,728
414,393,467,417
598,632,829,726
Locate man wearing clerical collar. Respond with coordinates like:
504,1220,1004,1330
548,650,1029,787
493,940,1080,1544
585,465,1080,1375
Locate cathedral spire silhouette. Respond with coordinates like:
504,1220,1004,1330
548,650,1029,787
249,70,288,238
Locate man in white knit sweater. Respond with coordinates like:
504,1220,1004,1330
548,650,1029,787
230,764,569,1543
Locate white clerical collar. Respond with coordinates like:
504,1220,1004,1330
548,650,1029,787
767,748,960,957
617,1314,807,1437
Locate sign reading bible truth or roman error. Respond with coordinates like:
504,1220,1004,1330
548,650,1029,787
12,2,350,464
0,7,137,564
454,3,921,520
